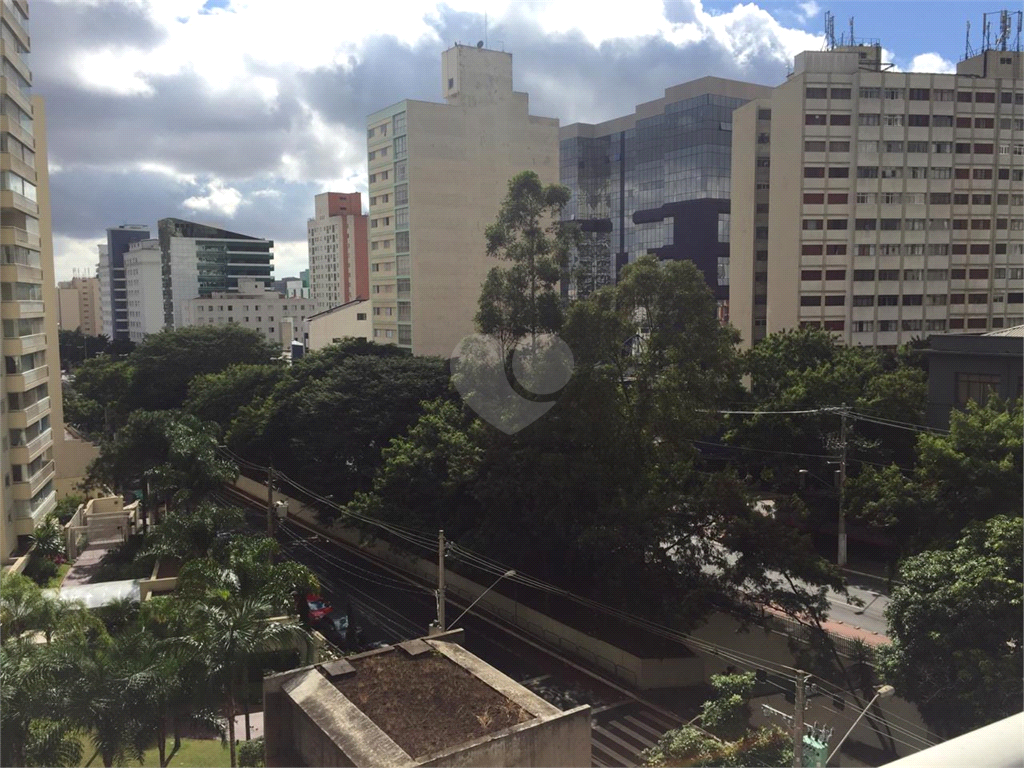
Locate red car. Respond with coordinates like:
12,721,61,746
297,593,332,624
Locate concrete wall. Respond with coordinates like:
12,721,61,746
307,301,373,351
419,705,591,768
54,430,100,499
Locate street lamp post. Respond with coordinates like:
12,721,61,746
447,570,516,630
827,685,895,764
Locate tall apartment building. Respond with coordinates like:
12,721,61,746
57,275,102,336
560,77,772,315
124,239,164,343
180,278,314,346
366,44,560,357
157,218,273,328
100,225,150,341
731,43,1024,348
97,243,110,337
307,192,368,312
1,0,62,561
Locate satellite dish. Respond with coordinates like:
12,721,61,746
477,40,484,48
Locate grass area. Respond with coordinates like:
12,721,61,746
46,562,72,588
78,736,230,767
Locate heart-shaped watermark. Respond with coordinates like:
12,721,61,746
450,333,574,434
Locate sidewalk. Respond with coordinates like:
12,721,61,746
60,538,121,588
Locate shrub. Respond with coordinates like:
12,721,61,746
24,553,59,586
54,494,85,525
237,738,264,767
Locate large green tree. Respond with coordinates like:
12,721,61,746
184,363,287,433
128,325,281,411
875,515,1023,737
848,397,1023,554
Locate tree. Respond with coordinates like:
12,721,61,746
128,325,281,411
477,170,577,353
185,597,310,767
875,515,1023,737
848,397,1023,555
29,515,65,560
61,355,135,439
185,363,286,432
640,672,793,767
144,502,246,562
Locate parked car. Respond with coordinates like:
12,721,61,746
296,593,332,624
316,612,364,651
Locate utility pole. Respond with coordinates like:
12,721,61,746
793,671,808,768
436,529,446,632
267,465,275,538
837,409,848,567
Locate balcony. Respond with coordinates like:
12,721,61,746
4,363,47,391
0,115,32,150
10,460,55,500
14,491,57,535
1,2,31,51
6,395,50,429
0,152,36,184
0,188,37,216
0,261,41,283
0,226,40,248
1,39,31,84
2,331,45,355
0,299,43,319
8,426,52,464
0,76,32,117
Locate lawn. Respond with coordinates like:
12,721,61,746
78,736,230,767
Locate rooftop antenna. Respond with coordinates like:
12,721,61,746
824,10,835,50
982,12,991,52
997,9,1010,50
1017,9,1022,52
848,16,855,46
964,19,973,60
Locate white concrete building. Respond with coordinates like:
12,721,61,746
307,298,372,351
181,279,315,346
124,238,164,343
97,243,111,338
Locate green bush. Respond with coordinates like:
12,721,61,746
54,494,85,525
24,553,59,586
237,738,264,767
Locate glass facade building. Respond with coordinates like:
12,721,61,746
560,77,772,313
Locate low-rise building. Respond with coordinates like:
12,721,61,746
306,298,372,351
926,324,1023,428
263,631,591,767
180,278,315,346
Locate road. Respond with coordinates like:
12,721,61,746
218,486,690,767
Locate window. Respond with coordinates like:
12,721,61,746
956,373,1000,407
828,167,850,178
934,89,954,101
975,91,996,103
856,192,877,204
855,218,877,230
957,91,973,103
801,244,823,255
934,115,955,128
805,140,827,152
971,219,991,230
829,140,850,152
878,295,899,306
756,226,769,239
930,192,951,205
858,140,879,153
857,166,878,179
826,244,847,255
805,114,827,126
852,295,874,306
905,218,927,230
804,167,825,178
975,117,995,129
904,269,923,280
825,295,845,306
906,141,928,153
393,135,407,159
859,87,881,99
884,114,904,127
878,270,900,281
931,167,953,179
806,87,827,99
831,88,851,100
854,270,875,281
828,193,848,204
801,269,821,281
803,192,824,204
758,109,772,120
800,295,821,306
974,143,994,155
880,218,901,231
884,88,904,100
825,269,846,280
824,320,845,331
802,219,824,230
881,166,903,179
859,114,881,126
831,114,851,126
877,320,898,332
827,219,848,230
908,88,930,101
902,294,923,306
852,320,875,333
907,115,930,127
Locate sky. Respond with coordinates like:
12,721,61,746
34,0,993,281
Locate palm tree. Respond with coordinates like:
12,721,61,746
0,641,56,766
23,719,83,768
186,597,310,768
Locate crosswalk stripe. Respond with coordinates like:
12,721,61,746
609,722,658,750
631,708,679,732
591,739,636,768
624,715,667,740
595,725,645,761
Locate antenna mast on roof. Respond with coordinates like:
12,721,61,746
964,20,974,60
996,9,1011,50
848,17,855,46
824,11,835,50
982,12,992,53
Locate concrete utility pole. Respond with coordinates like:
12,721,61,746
793,671,808,768
267,465,276,538
437,529,447,631
837,410,849,566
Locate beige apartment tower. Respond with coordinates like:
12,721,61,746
58,275,102,336
730,43,1024,348
307,192,369,313
366,44,560,357
1,0,64,562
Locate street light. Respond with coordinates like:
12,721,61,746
447,570,516,630
827,685,895,764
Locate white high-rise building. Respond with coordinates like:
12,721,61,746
124,239,164,343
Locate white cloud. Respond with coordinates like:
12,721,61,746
272,240,310,279
798,1,820,22
182,178,244,216
251,189,282,199
53,234,105,283
909,52,955,74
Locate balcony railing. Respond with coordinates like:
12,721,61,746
19,395,49,423
14,460,54,497
0,226,40,248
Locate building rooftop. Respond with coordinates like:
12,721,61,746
263,633,590,767
984,325,1024,337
